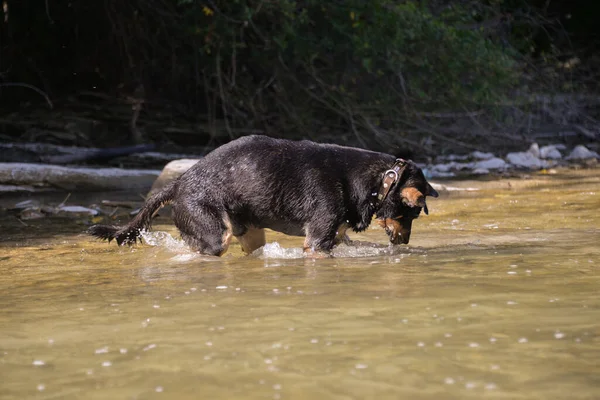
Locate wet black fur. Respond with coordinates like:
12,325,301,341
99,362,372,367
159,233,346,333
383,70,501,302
88,135,436,255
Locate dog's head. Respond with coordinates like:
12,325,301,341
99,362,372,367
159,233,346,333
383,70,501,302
376,161,438,245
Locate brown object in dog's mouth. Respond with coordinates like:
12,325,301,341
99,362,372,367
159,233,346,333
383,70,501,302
377,216,412,244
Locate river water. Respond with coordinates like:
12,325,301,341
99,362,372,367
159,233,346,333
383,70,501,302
1,169,599,399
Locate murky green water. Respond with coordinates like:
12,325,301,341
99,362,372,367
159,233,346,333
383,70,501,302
1,169,599,399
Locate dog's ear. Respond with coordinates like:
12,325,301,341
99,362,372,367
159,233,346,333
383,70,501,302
400,187,426,208
426,183,439,198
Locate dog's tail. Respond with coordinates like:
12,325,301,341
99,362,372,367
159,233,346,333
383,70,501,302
88,182,177,246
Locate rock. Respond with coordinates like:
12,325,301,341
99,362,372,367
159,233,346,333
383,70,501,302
506,152,545,169
473,157,507,170
0,163,160,191
436,154,469,162
471,151,495,160
0,184,53,193
20,209,46,220
431,163,454,173
56,205,99,217
566,145,600,160
528,143,540,158
428,170,456,178
148,159,200,196
539,145,562,159
12,200,42,210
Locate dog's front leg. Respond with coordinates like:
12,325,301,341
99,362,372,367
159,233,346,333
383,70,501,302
303,222,339,258
236,227,266,254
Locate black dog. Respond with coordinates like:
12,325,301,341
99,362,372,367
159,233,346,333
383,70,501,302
89,135,438,256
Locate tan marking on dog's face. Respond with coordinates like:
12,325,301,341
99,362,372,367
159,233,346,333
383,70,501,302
400,187,426,208
237,227,266,254
377,216,412,244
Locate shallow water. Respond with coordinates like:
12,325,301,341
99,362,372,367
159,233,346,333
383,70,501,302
1,169,599,399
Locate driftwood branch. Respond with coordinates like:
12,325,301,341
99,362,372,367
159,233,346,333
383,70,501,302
0,83,53,109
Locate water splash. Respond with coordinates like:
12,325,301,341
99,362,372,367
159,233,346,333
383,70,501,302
139,230,202,262
253,241,410,259
253,243,304,259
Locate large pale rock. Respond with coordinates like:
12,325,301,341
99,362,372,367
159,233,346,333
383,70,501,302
566,145,599,160
506,152,545,169
539,145,562,159
471,151,495,160
148,159,200,196
528,143,540,158
0,163,160,191
473,157,507,170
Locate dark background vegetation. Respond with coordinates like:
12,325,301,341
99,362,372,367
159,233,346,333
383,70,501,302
0,0,598,157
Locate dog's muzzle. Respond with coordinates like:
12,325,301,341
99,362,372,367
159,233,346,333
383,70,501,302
379,216,413,245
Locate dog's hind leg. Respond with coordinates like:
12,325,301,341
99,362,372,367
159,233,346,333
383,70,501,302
236,227,266,254
173,204,232,256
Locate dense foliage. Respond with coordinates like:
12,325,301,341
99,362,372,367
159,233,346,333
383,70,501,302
0,0,597,152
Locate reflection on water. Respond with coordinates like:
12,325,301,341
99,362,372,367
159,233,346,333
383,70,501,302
0,169,599,400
